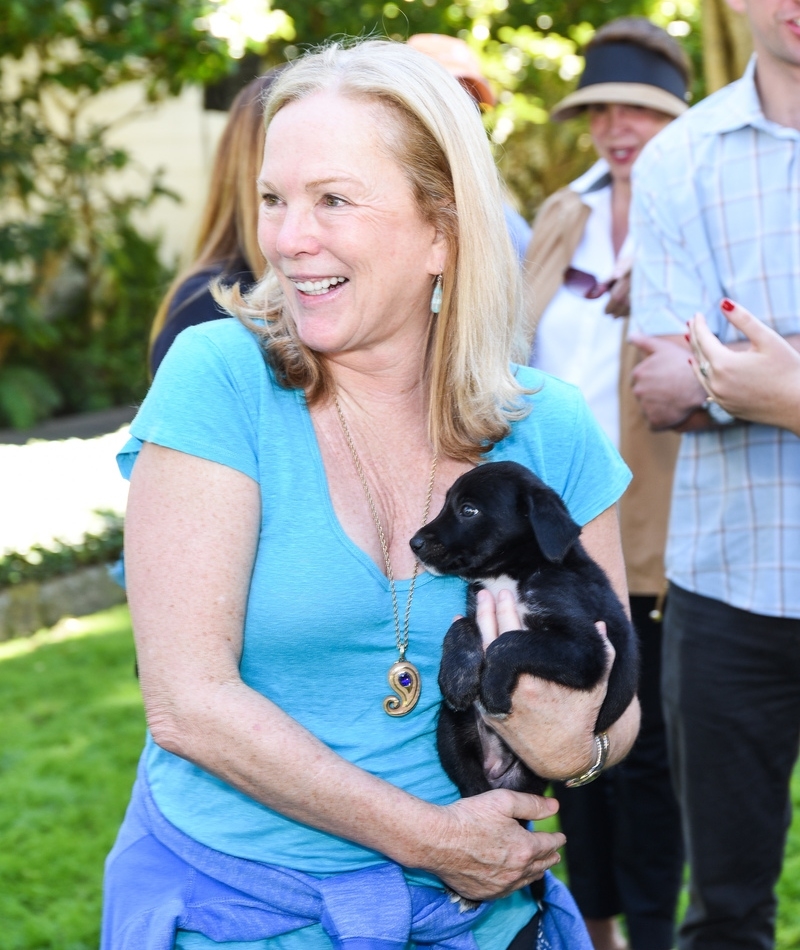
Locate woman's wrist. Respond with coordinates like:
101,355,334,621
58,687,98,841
564,732,610,787
505,692,640,782
377,796,448,870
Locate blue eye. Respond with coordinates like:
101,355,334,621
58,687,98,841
459,503,479,518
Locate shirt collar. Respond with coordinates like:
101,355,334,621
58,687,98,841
569,158,612,196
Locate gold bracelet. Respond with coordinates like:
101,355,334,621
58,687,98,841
564,732,610,788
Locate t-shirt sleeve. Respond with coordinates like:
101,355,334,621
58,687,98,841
118,323,261,483
493,370,631,528
555,391,631,527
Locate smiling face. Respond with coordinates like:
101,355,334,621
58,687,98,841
588,102,673,183
257,90,447,363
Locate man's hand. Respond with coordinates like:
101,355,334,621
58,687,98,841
628,333,709,430
604,258,632,318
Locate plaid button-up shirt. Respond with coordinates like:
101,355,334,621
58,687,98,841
631,56,800,618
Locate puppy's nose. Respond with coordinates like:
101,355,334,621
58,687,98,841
409,534,425,553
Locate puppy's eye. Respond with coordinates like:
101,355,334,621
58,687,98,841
459,503,479,518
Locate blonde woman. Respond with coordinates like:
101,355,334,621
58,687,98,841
103,39,638,950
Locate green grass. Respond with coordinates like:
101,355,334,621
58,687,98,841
2,607,800,949
0,607,144,950
536,759,800,948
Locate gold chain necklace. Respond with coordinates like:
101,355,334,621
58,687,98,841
333,396,437,717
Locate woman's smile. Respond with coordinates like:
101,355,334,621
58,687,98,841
289,275,348,297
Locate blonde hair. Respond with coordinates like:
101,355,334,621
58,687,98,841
148,71,278,364
222,39,527,463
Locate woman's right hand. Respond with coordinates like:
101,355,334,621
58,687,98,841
420,789,564,901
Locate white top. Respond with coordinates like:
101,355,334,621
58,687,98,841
530,160,629,449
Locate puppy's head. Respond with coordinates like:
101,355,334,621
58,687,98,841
409,461,581,579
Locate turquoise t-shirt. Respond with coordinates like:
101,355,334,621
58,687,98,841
118,318,631,950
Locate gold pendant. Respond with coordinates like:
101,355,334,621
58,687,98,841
383,660,421,716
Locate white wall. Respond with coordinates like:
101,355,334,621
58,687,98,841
85,82,229,267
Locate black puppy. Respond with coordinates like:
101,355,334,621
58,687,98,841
410,460,638,799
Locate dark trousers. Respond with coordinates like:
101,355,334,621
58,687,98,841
554,596,685,950
663,584,800,950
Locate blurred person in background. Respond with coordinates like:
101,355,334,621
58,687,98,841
629,0,800,945
407,33,532,263
148,70,281,375
524,17,690,950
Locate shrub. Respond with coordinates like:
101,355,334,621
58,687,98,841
0,512,124,591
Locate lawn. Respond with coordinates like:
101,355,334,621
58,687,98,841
1,606,800,949
0,607,143,950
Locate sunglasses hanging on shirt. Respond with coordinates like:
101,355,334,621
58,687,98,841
563,266,618,300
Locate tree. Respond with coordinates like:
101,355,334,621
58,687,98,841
268,0,703,220
701,0,751,92
0,0,704,427
0,0,235,427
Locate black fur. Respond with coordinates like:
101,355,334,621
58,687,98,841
410,460,639,799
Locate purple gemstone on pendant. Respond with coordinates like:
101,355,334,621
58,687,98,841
398,671,413,688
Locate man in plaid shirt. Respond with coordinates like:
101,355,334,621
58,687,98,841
628,2,800,948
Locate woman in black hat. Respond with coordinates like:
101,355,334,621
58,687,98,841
523,18,690,950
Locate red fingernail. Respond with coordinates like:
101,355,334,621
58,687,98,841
687,358,693,365
721,298,734,312
684,333,690,343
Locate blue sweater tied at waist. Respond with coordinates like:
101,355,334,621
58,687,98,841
102,759,588,950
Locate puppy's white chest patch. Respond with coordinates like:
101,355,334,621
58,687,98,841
478,575,531,623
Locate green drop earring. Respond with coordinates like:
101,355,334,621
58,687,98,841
430,274,443,314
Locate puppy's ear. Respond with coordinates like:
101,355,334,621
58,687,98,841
526,488,581,563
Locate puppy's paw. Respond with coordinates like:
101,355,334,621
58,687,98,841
479,630,526,715
446,887,481,912
439,664,482,711
477,673,514,717
439,618,484,710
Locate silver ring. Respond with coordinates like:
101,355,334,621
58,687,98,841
699,361,710,378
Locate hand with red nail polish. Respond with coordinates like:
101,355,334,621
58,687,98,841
688,299,800,434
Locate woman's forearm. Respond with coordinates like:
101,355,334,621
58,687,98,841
145,651,565,902
480,664,640,782
147,677,442,865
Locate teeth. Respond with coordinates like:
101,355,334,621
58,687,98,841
292,276,346,295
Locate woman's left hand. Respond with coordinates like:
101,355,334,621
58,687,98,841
474,588,621,781
689,300,800,434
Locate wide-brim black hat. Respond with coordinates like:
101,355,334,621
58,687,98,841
550,41,689,121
